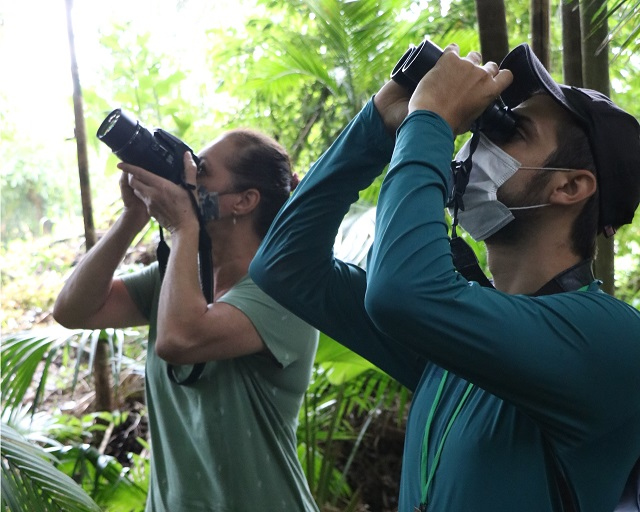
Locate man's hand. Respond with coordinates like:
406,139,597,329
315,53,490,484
373,79,411,137
118,152,200,234
408,44,513,135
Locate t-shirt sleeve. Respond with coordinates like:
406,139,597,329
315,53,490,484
219,276,318,368
120,262,161,321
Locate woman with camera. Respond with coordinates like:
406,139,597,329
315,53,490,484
53,129,319,512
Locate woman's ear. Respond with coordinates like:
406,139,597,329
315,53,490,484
549,170,597,206
233,188,261,215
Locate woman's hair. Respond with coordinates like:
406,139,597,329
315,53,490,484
223,129,298,238
544,117,599,260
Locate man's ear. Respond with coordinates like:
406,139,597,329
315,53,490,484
232,188,261,215
549,170,597,206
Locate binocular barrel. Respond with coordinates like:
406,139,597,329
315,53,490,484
391,39,443,89
391,39,517,140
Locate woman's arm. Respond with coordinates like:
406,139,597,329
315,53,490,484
53,173,149,329
121,155,267,365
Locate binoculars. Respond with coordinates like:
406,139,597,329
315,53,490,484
391,38,517,140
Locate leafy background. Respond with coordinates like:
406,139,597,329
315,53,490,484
1,0,639,510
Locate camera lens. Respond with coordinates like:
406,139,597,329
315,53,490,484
97,109,140,154
98,111,121,137
97,107,198,184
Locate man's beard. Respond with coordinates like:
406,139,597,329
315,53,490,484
486,171,552,246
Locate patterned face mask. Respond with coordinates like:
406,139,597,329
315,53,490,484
197,186,221,223
197,186,239,223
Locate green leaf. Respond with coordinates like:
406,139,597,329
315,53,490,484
1,423,102,512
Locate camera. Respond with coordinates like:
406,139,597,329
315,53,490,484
391,38,517,141
97,109,200,184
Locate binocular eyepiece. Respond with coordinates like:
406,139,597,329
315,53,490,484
391,38,517,141
97,109,199,184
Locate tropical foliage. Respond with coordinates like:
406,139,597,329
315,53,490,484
2,0,639,510
1,424,102,512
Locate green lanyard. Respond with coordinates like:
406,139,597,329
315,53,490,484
416,286,591,511
418,370,474,511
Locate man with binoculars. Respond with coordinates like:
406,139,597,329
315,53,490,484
250,42,640,511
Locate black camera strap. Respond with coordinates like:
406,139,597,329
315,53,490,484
448,131,495,289
157,183,213,386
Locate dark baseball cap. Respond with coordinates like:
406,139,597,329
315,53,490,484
498,43,640,236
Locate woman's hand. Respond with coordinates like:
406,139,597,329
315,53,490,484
118,152,200,234
118,170,150,230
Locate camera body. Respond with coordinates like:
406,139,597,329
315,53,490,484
97,109,199,184
391,38,517,141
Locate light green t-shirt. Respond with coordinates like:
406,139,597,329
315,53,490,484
122,264,319,512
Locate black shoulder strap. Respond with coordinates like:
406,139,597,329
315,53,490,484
448,132,496,289
157,184,213,386
532,259,594,297
450,236,494,288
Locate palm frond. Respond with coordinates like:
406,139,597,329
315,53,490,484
52,442,147,507
245,38,340,96
1,327,146,430
315,333,377,384
1,423,102,512
1,329,82,422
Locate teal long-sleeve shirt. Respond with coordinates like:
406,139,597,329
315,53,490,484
250,100,640,511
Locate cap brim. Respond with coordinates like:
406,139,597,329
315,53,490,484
499,44,582,120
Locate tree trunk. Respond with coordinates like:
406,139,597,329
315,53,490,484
64,0,113,412
530,0,550,68
561,0,583,86
94,332,114,412
65,0,95,252
580,0,610,96
580,0,615,295
475,0,510,64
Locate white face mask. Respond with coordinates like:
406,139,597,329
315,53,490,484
449,134,566,241
449,134,520,240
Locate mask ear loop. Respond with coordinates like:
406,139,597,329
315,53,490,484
448,131,494,289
